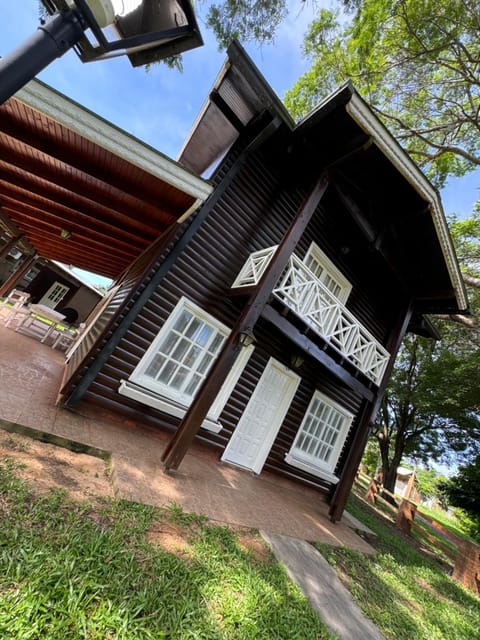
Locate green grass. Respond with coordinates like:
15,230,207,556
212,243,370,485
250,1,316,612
0,459,332,639
317,495,480,640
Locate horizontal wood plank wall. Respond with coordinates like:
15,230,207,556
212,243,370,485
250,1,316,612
60,227,187,399
76,138,406,492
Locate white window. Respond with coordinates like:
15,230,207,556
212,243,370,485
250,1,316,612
285,391,353,483
303,242,351,304
120,297,253,432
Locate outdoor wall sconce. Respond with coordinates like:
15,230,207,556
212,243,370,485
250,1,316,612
239,328,256,348
290,353,305,369
0,0,203,104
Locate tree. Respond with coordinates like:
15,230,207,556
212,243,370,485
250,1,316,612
371,328,480,496
285,0,480,188
440,456,480,515
204,0,289,49
414,467,448,504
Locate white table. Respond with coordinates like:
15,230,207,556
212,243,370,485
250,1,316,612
16,303,66,343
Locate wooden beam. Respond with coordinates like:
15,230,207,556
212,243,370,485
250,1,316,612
162,172,330,471
261,305,375,402
210,90,245,132
328,299,414,522
0,233,23,261
0,253,37,297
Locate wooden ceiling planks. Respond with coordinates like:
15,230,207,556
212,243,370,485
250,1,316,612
0,95,200,279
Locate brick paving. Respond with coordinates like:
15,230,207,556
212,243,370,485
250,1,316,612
0,322,375,553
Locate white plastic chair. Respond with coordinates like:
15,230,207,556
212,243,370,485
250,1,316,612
0,289,31,326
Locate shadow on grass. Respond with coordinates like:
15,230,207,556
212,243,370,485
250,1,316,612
0,460,331,640
317,495,480,640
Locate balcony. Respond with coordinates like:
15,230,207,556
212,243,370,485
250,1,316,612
231,247,390,385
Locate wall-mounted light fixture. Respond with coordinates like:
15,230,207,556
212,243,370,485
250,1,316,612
239,328,256,348
60,228,72,239
290,352,305,369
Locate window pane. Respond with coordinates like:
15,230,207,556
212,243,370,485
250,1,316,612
137,300,229,403
291,392,350,472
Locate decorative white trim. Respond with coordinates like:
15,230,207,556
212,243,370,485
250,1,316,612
231,246,278,288
119,380,222,433
346,92,468,311
284,453,340,484
15,80,213,205
273,254,390,384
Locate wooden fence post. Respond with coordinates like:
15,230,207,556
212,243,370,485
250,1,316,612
452,540,480,594
395,499,417,534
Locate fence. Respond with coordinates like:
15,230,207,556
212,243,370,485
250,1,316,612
355,471,480,594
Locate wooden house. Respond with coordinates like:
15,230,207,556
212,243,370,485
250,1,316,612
0,252,103,323
3,43,468,521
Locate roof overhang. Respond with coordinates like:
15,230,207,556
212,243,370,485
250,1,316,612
344,91,468,312
179,42,467,316
0,78,212,279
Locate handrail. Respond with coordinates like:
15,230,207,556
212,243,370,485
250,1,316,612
273,255,389,384
231,248,390,384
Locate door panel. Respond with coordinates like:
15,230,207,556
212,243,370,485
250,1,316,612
39,282,69,308
222,357,300,473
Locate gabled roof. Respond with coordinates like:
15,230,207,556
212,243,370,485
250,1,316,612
178,42,468,314
0,79,212,280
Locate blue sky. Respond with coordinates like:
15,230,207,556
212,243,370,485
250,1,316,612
1,1,478,284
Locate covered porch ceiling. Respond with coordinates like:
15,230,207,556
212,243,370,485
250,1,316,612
0,80,212,281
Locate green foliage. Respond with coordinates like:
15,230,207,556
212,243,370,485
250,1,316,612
414,467,448,502
440,456,480,517
360,438,381,474
0,460,331,639
317,495,480,640
205,0,288,49
285,0,480,187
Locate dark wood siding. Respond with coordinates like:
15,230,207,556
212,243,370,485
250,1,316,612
71,131,408,493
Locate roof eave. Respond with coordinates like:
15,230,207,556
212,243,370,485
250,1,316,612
345,91,468,312
15,79,213,212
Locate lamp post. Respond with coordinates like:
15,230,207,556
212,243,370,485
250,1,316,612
0,0,203,104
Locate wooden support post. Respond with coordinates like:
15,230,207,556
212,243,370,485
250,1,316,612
0,253,36,298
328,300,414,522
162,172,330,471
395,499,417,534
0,234,23,261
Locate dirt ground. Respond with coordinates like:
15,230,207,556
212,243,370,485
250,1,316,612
0,429,114,503
0,428,268,560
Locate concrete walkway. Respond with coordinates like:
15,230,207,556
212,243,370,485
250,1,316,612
262,531,386,640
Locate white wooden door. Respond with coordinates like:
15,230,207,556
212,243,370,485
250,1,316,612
39,282,70,308
222,357,301,473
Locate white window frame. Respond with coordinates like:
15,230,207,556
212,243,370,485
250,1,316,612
285,390,354,484
119,297,253,432
303,242,352,304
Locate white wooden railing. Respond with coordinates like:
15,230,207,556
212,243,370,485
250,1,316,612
231,247,390,384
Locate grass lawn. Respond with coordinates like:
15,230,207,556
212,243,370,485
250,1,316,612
317,494,480,640
0,459,333,639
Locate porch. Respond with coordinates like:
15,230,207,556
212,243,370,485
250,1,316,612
0,322,373,552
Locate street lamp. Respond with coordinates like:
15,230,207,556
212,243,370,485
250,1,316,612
0,0,203,104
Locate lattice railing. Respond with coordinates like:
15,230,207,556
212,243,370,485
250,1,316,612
273,255,389,383
231,248,390,384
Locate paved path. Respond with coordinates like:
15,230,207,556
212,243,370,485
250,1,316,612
261,531,385,640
